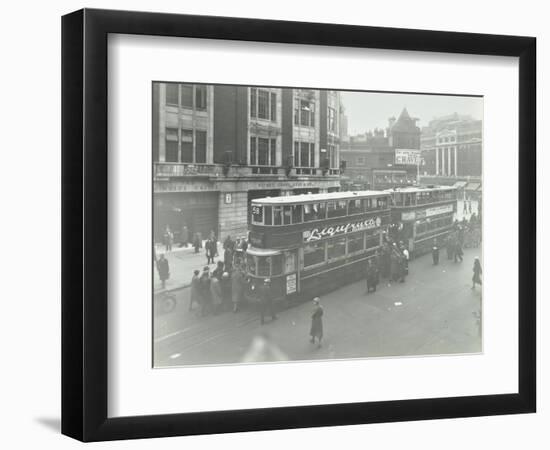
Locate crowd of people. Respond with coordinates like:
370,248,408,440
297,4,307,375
363,238,409,294
156,208,482,325
187,235,251,317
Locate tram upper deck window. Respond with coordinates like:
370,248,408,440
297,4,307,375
393,193,403,206
283,206,292,225
404,194,414,206
251,205,263,224
327,200,347,218
272,206,283,225
304,202,326,222
348,198,363,215
376,197,389,209
264,206,273,225
292,204,303,224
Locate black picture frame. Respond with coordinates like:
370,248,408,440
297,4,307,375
61,8,536,442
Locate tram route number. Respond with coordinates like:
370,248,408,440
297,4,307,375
303,217,382,242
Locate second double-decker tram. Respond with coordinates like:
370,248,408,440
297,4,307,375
388,186,458,256
247,191,392,302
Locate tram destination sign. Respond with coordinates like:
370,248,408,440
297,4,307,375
303,216,382,242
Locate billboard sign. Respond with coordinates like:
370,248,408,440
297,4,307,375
395,149,421,165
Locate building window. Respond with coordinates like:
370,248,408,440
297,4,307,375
356,156,366,166
180,85,193,108
295,99,315,127
195,85,207,110
328,107,337,133
195,130,207,163
165,84,207,111
180,130,193,162
327,144,337,168
165,128,207,164
270,92,277,122
165,84,179,105
250,88,277,121
250,136,276,166
294,141,315,167
165,128,179,162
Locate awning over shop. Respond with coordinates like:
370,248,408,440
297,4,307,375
465,182,481,191
453,181,467,188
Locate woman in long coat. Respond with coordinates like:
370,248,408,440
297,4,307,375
231,268,245,312
310,297,324,348
156,254,170,289
210,276,223,314
189,269,200,312
199,267,211,316
390,251,401,282
366,259,379,293
472,257,482,289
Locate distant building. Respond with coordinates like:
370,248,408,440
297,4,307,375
420,113,482,177
341,108,420,189
152,84,343,242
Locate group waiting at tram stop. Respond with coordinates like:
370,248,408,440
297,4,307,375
180,184,482,320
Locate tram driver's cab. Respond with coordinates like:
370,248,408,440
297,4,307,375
245,247,298,303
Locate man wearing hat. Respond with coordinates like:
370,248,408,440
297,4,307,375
310,297,324,348
258,278,277,325
199,266,212,316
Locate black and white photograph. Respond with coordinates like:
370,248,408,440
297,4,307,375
152,84,483,367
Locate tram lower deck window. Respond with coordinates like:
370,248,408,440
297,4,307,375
327,237,346,260
257,256,270,277
366,234,380,249
347,233,364,253
304,241,325,267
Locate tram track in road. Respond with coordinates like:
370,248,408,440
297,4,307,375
155,310,261,353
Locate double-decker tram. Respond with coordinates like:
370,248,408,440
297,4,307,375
388,186,458,256
247,191,392,303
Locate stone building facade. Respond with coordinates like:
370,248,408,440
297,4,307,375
340,108,420,189
420,113,482,177
152,83,343,242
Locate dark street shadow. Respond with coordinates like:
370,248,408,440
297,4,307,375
35,417,61,433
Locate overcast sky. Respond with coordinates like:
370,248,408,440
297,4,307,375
340,91,483,136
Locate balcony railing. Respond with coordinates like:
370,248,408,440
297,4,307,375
154,162,342,178
154,162,218,177
250,166,280,175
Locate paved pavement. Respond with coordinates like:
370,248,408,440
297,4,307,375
153,240,223,292
153,246,483,367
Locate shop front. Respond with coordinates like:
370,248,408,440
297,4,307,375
154,191,219,244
